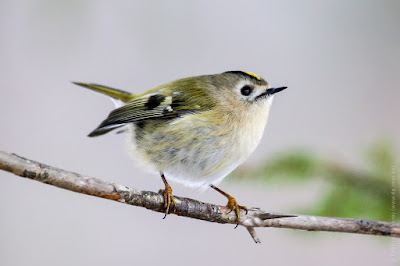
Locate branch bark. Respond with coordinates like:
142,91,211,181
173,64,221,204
1,150,399,243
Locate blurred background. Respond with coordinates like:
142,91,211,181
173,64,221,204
1,1,399,265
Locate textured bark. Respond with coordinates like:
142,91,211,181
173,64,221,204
1,150,399,243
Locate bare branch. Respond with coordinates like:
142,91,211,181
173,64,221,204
1,150,399,242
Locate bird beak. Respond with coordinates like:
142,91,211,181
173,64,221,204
256,86,287,100
266,86,287,95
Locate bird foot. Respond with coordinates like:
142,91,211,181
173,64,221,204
226,195,248,228
158,183,176,219
210,184,248,228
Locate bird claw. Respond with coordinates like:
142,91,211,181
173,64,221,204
226,195,247,228
159,184,176,218
210,184,248,228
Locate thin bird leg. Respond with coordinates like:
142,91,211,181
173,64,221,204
210,184,248,228
158,172,176,219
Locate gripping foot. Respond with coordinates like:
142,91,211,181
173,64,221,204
159,173,176,219
210,184,248,228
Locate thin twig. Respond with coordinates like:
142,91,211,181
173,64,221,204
0,150,399,243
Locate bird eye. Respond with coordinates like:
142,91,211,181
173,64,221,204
240,85,253,96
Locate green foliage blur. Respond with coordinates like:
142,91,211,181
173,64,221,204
232,139,400,222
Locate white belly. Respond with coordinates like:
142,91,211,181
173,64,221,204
128,97,273,189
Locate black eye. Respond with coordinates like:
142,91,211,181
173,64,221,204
240,85,253,96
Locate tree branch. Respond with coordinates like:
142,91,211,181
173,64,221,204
1,150,399,243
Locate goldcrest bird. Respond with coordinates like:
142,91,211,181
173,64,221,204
74,71,287,224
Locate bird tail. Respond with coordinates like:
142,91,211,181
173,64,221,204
73,82,135,137
72,82,134,103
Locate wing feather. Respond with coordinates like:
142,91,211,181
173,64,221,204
88,92,194,137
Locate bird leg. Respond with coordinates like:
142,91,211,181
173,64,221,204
158,172,176,219
210,184,248,228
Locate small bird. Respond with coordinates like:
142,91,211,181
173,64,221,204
74,71,286,224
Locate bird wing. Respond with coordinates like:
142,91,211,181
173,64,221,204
88,92,196,137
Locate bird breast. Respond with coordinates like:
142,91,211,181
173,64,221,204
128,97,273,188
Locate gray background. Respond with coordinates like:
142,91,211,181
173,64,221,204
1,1,399,265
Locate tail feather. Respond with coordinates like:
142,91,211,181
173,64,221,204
73,82,133,103
73,82,135,137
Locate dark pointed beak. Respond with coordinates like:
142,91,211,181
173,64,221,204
256,86,287,100
265,86,287,95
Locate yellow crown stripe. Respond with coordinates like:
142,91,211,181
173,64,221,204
243,71,261,80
